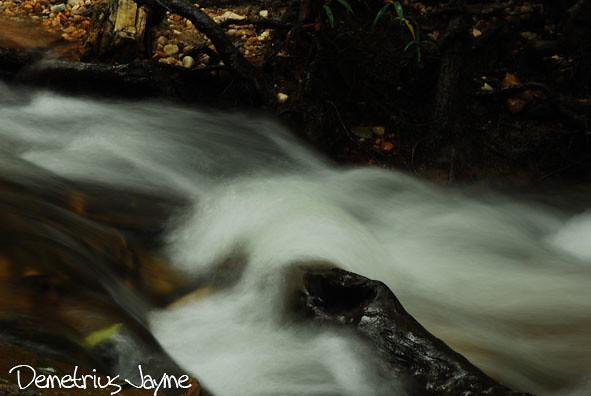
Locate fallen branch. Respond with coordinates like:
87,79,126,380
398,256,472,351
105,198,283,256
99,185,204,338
138,0,270,98
1,56,257,105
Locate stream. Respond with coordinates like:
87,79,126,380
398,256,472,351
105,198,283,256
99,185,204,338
1,82,590,396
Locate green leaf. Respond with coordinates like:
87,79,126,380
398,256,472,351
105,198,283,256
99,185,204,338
84,323,122,348
403,18,415,39
373,3,392,27
393,1,404,18
323,5,335,28
336,0,354,14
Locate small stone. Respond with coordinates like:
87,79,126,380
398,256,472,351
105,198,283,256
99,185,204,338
156,36,167,46
276,92,289,104
67,0,80,6
50,3,65,12
471,28,482,38
215,11,246,23
182,55,195,68
258,29,271,40
481,82,494,92
259,10,268,18
158,57,177,65
163,43,179,56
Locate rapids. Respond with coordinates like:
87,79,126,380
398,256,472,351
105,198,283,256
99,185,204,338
1,82,590,396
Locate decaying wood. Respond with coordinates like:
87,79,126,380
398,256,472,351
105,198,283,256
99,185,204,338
296,267,532,396
83,0,149,62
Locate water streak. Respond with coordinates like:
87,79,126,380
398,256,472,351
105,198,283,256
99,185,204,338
1,84,589,395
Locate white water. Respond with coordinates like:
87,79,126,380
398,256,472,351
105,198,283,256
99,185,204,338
1,84,590,395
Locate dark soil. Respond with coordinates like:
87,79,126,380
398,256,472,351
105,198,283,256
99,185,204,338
275,0,591,186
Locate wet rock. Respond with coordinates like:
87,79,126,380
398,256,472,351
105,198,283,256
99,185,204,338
163,43,179,56
295,268,532,396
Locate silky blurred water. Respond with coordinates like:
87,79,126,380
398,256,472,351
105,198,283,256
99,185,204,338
1,83,590,395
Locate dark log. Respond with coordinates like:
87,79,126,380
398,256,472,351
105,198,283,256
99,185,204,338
0,54,260,104
295,267,532,396
0,48,42,78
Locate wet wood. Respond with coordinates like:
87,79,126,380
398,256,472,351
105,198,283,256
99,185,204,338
84,0,149,62
295,267,532,396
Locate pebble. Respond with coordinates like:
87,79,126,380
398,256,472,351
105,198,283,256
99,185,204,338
182,55,195,68
50,3,65,12
276,92,289,104
259,10,268,18
481,82,493,92
156,36,167,46
163,43,179,56
158,57,178,65
215,11,246,23
258,29,271,40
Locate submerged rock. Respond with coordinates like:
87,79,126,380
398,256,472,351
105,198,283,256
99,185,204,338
295,267,532,396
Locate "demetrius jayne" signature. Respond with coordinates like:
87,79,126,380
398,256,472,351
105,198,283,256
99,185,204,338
8,364,193,395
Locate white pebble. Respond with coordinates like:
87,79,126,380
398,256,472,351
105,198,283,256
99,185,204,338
182,56,195,69
276,92,289,104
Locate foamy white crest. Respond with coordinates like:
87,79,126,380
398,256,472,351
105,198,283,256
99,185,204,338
1,86,589,396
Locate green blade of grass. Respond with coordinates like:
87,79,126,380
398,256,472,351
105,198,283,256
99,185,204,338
373,3,392,27
336,0,354,14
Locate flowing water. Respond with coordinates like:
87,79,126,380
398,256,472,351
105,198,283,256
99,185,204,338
1,82,590,396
